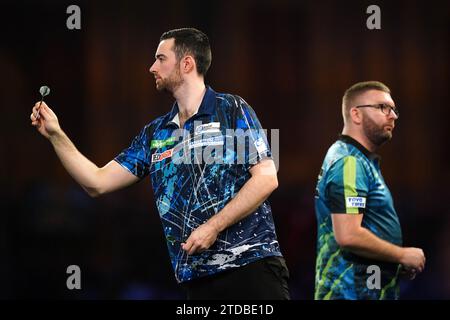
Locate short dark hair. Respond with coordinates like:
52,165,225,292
342,81,391,122
160,28,212,76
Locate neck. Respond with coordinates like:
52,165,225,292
172,79,206,121
342,127,377,153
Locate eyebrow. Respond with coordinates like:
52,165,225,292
155,53,167,59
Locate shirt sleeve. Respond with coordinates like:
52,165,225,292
325,155,369,214
234,96,272,170
114,125,152,179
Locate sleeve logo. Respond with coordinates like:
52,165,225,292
346,196,366,208
254,137,269,154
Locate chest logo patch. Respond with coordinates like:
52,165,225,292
152,148,174,162
151,137,176,149
194,122,221,135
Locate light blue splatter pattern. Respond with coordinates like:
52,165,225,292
115,87,282,283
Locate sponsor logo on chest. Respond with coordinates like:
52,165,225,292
151,148,173,163
194,122,221,135
150,137,176,149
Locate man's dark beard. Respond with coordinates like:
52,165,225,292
362,116,392,148
157,65,183,93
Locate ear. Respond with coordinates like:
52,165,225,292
349,107,363,125
181,55,196,74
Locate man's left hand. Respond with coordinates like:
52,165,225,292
182,223,219,255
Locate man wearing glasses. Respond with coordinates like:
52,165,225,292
314,81,425,299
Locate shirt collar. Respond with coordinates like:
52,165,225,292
338,134,381,163
168,113,180,127
166,85,216,128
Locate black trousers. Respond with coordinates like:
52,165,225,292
181,256,290,300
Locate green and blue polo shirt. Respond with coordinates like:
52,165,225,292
314,134,403,299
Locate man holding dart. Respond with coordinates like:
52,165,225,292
30,28,290,300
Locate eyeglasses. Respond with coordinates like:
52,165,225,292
355,103,399,118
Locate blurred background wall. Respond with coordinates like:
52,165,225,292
1,0,449,299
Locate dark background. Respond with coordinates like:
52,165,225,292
1,0,449,299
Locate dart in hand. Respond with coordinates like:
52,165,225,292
36,85,50,119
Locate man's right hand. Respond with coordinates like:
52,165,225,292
30,102,61,139
29,100,140,198
399,247,426,273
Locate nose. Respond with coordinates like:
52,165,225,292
389,108,399,120
149,61,157,74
